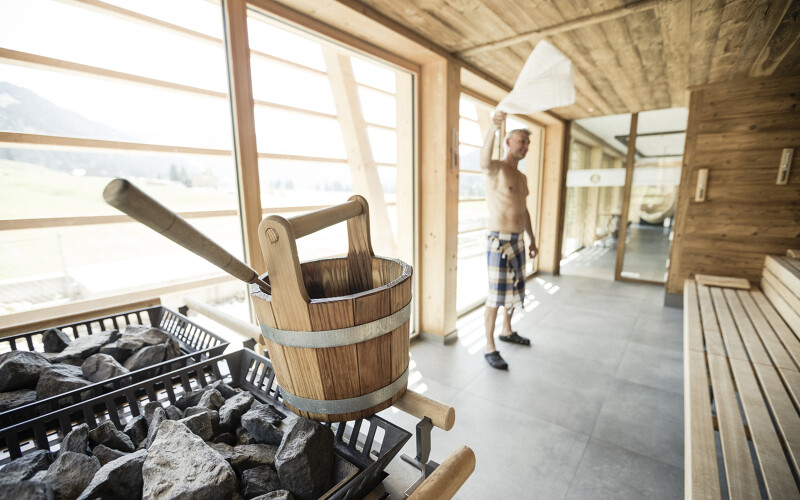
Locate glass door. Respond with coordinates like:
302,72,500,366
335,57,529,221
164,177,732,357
618,108,688,283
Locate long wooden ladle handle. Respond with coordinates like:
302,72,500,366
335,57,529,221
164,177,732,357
408,446,476,500
103,178,270,293
182,296,455,430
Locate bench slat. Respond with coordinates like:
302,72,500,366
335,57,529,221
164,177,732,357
724,289,771,366
707,354,761,499
729,358,800,499
753,363,800,475
762,278,800,337
686,349,722,500
685,280,706,353
696,274,751,290
763,268,800,319
698,284,727,357
780,368,800,410
738,290,798,371
765,256,800,299
752,289,800,367
710,287,749,361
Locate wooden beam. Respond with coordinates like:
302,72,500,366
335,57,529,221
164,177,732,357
538,119,569,274
614,113,638,280
223,0,264,274
456,0,661,57
656,0,691,107
419,58,460,337
322,48,397,257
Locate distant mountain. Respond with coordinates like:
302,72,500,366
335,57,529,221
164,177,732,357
0,81,203,180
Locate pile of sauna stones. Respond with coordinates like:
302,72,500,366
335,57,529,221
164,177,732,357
0,381,337,500
0,325,182,412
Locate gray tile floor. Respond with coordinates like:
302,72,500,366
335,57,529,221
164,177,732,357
376,274,684,499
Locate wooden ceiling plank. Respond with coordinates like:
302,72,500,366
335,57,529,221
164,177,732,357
548,34,618,115
774,37,800,75
708,0,764,83
750,0,800,76
576,24,642,112
730,0,794,79
689,0,726,86
456,0,662,57
625,10,672,110
657,0,691,108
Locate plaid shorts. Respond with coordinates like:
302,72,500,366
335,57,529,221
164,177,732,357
486,231,525,308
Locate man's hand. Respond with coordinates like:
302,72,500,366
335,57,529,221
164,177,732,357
492,110,507,127
529,244,538,259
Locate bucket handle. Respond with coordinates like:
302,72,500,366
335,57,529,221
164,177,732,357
257,195,374,330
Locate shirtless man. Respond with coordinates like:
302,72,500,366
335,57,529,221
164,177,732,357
480,110,538,370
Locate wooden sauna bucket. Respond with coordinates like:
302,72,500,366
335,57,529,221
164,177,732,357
250,195,412,422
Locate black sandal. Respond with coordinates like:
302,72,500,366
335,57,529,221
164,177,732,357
499,332,531,346
485,351,508,370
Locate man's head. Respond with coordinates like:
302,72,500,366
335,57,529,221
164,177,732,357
504,128,531,161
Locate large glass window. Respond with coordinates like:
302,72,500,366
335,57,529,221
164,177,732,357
0,0,240,315
455,96,543,313
246,8,415,269
0,0,416,323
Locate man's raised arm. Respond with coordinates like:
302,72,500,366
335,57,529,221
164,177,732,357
480,111,506,171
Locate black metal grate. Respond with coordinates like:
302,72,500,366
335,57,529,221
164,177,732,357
0,306,229,428
0,348,410,500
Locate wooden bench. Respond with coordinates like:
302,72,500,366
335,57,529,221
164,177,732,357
684,255,800,499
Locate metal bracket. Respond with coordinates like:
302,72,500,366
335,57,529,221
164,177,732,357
401,417,439,497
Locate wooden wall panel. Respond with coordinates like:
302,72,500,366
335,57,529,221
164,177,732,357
666,75,800,295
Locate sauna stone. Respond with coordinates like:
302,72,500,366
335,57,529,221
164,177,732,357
185,406,220,435
0,351,51,391
80,353,129,383
88,421,135,453
143,401,163,426
242,465,283,499
219,391,255,432
0,389,37,411
144,407,166,449
36,364,91,400
213,432,237,446
123,416,148,448
42,328,71,353
123,343,166,371
76,449,146,500
231,444,278,475
274,418,334,500
91,445,126,467
0,480,54,500
142,420,236,500
0,449,53,484
49,330,120,364
98,341,134,363
251,491,294,500
165,405,184,420
180,411,214,441
115,327,170,350
40,452,100,500
208,442,236,462
199,388,226,410
59,424,89,455
241,410,283,446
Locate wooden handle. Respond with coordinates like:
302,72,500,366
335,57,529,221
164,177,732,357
103,179,269,292
395,390,455,431
287,199,363,238
408,446,475,500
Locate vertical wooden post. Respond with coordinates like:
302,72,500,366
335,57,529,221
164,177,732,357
537,119,569,273
614,113,639,280
419,58,460,339
395,71,415,269
222,0,264,273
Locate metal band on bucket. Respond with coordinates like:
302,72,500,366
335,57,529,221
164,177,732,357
259,301,411,348
278,368,409,414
